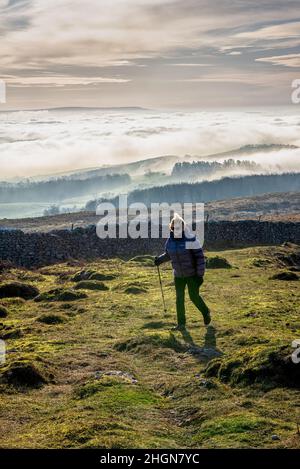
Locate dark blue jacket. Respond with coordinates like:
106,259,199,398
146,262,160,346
157,231,205,278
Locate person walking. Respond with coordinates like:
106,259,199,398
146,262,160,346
155,214,211,330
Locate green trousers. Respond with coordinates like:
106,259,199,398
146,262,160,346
174,275,209,326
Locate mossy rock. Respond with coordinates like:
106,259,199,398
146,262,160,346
37,314,66,325
35,288,87,302
73,280,109,291
0,282,39,300
0,359,54,388
73,270,116,282
129,255,155,267
205,345,300,389
270,271,299,281
206,256,232,269
0,305,8,318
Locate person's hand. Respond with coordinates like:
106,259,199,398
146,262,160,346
154,256,159,266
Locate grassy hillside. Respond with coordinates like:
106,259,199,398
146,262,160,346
0,245,300,448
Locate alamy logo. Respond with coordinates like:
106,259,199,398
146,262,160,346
291,79,300,104
96,196,205,247
0,79,6,104
291,339,300,364
0,339,6,365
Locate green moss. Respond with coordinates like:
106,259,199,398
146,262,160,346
75,379,157,407
194,414,274,445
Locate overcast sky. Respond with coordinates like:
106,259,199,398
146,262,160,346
0,0,300,109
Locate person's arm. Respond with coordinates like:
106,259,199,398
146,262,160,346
192,246,205,277
154,251,170,266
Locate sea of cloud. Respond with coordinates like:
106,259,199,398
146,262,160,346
0,107,300,180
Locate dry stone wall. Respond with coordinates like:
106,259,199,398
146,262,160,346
0,221,299,268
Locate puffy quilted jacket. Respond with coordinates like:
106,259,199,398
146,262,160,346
156,231,205,278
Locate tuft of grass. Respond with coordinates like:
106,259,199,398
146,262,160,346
129,255,155,267
73,280,109,291
124,286,147,294
0,282,39,300
73,270,116,282
0,358,54,389
270,271,299,281
37,313,67,325
0,305,8,318
34,288,87,302
205,344,300,389
193,414,276,447
206,256,232,269
114,332,187,354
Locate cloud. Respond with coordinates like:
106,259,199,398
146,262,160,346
168,63,213,67
235,21,300,42
6,76,131,87
256,53,300,68
1,108,300,179
0,0,300,107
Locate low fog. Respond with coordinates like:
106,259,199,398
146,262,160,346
1,107,300,180
1,107,300,218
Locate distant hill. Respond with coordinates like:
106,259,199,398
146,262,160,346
200,143,298,159
20,143,298,183
91,172,300,208
0,173,131,203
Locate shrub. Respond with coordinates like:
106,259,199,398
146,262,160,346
73,281,109,291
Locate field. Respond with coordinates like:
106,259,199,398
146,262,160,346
0,244,300,448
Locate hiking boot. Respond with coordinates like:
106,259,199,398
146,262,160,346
203,310,211,326
171,324,186,332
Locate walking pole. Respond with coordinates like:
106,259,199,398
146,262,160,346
157,265,167,314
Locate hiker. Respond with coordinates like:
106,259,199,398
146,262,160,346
154,213,211,330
